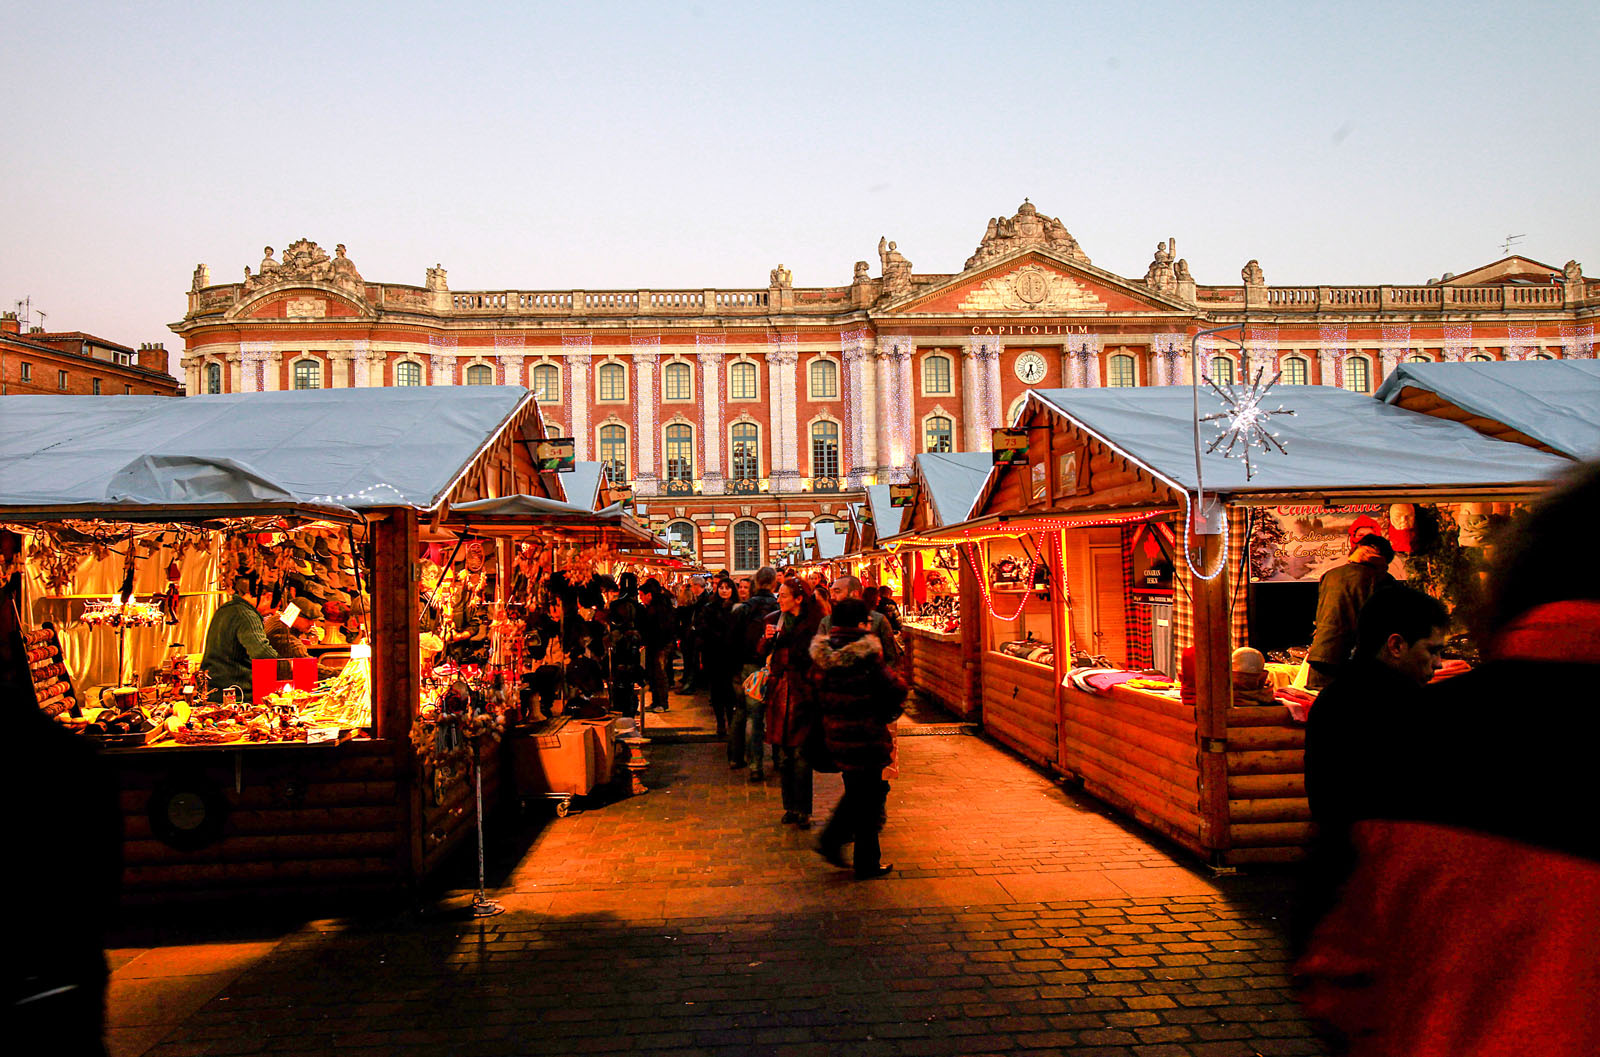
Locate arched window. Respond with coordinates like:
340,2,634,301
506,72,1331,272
1466,352,1492,363
666,520,697,556
599,424,628,483
811,420,840,479
925,415,953,453
730,421,759,482
1208,356,1235,387
729,360,758,400
293,358,321,390
663,361,693,401
923,354,952,394
1342,357,1371,393
395,361,422,386
809,358,838,399
1106,353,1137,388
531,362,560,402
1007,395,1028,426
204,362,222,394
731,520,763,572
1281,356,1309,386
665,423,694,486
1529,352,1554,361
598,362,627,402
1406,353,1431,364
464,364,493,385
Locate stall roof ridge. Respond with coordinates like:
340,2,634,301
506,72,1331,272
1374,360,1600,460
1021,385,1570,499
917,450,997,526
0,386,538,515
863,484,897,536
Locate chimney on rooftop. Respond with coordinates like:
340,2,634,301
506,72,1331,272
0,312,17,335
138,342,168,374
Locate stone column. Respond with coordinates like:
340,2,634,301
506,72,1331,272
960,343,983,449
766,342,801,492
349,341,372,387
633,351,659,496
567,353,592,461
700,349,725,495
264,350,284,391
875,337,914,480
981,342,1004,447
227,349,246,393
179,354,200,395
841,329,874,486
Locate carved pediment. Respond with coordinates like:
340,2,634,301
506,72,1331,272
957,264,1108,312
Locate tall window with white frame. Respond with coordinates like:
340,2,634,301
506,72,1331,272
811,421,840,482
665,423,694,491
923,354,952,394
395,361,422,386
598,362,627,402
599,424,628,484
732,520,762,573
730,360,758,400
1208,356,1235,387
1466,352,1492,363
809,358,838,400
293,359,321,390
1106,353,1136,388
1342,357,1371,393
205,362,222,394
1280,356,1308,386
531,363,560,403
464,364,493,385
730,422,759,485
666,520,696,558
663,361,692,401
925,415,953,453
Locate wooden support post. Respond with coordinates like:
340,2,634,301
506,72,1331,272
958,555,982,720
371,509,422,880
1189,527,1233,858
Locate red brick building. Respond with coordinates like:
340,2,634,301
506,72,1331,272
170,207,1598,571
1,314,180,397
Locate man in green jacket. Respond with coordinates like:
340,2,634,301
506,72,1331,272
200,577,279,701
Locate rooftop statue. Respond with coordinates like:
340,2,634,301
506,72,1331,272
965,199,1089,270
242,239,365,296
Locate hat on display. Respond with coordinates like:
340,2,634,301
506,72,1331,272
312,537,333,558
296,598,324,620
323,599,350,623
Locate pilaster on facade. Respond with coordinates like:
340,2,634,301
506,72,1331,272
497,352,525,388
875,336,914,481
264,350,284,391
699,348,725,495
963,336,1003,449
765,340,801,492
566,352,592,462
1151,333,1185,387
633,348,660,496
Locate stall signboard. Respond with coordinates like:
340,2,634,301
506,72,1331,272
1248,504,1404,583
991,428,1029,466
534,438,576,472
890,483,919,508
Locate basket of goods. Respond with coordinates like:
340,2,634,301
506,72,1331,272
84,705,158,747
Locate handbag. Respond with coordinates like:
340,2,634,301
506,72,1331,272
740,663,770,701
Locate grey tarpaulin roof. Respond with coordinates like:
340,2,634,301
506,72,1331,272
915,451,996,526
562,461,606,511
1022,386,1570,498
815,523,848,560
1374,360,1600,460
0,386,537,515
449,495,661,545
862,484,897,539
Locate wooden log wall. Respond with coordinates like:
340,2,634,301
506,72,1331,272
1223,704,1314,865
1059,685,1206,858
982,652,1057,767
419,746,503,877
907,628,970,718
116,741,405,898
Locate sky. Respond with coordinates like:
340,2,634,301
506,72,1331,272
3,0,1596,373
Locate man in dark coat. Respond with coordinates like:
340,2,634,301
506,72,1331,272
1305,533,1395,689
727,566,779,770
810,597,908,879
637,578,675,713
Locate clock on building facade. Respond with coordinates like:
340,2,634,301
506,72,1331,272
1014,351,1048,384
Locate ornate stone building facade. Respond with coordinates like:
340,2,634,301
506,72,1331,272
172,206,1598,570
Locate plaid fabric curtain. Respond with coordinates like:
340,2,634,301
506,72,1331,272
1122,526,1153,669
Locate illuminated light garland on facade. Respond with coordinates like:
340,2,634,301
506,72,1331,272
1557,323,1595,358
1153,333,1186,386
878,336,913,481
766,331,801,491
1442,323,1472,363
240,342,271,392
1318,324,1347,388
350,340,370,387
1506,324,1538,361
1066,333,1102,388
841,328,872,485
493,334,525,386
1380,324,1410,377
1244,326,1278,379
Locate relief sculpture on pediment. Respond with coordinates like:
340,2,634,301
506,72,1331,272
242,239,366,299
956,264,1108,312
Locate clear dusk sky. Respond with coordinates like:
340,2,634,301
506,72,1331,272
3,0,1595,373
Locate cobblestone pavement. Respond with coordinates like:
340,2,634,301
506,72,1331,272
112,697,1329,1057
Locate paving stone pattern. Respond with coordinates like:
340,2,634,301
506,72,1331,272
119,694,1329,1057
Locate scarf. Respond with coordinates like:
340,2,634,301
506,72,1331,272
1486,600,1600,664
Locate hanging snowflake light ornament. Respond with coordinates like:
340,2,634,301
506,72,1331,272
1199,367,1296,479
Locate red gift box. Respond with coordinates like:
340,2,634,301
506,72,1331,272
253,657,318,703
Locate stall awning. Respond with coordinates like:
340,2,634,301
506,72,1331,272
1375,360,1600,459
863,484,897,539
917,451,996,526
1018,386,1571,502
448,494,661,545
562,462,607,511
0,387,539,517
